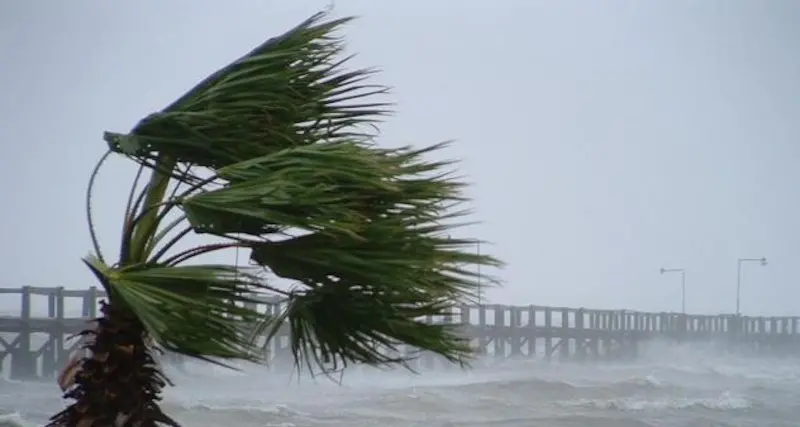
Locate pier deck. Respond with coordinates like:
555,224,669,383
2,286,798,379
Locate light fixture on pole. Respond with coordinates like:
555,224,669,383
659,267,686,314
736,257,767,315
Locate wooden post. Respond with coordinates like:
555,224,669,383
478,304,488,355
41,288,57,377
459,305,471,325
82,286,99,318
509,307,522,357
41,287,65,378
575,308,586,362
11,286,34,379
526,305,536,357
544,307,552,361
55,287,66,372
559,309,570,361
459,304,474,356
592,311,601,359
493,305,505,359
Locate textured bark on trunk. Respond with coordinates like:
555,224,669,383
48,301,179,427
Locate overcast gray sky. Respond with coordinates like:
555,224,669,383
1,1,799,316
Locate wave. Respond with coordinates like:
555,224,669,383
439,414,656,427
558,390,760,412
0,413,30,427
168,402,302,417
5,352,800,427
443,371,673,400
164,402,318,427
451,376,578,394
457,415,656,427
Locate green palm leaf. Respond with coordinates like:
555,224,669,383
95,7,504,369
53,9,502,427
104,13,388,171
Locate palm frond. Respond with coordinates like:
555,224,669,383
257,287,470,375
86,254,271,366
177,141,463,240
103,12,388,173
84,10,502,374
61,10,503,427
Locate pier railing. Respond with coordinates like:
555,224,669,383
1,286,799,379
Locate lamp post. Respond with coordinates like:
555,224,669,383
736,257,767,315
659,267,686,314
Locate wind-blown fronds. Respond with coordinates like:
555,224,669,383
89,10,500,369
53,10,501,427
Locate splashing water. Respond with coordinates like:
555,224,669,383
3,342,800,427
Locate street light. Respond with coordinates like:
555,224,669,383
736,257,767,315
660,267,686,314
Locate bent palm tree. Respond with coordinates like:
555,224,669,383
48,11,500,427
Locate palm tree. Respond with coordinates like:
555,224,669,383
47,11,500,427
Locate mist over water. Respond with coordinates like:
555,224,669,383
2,341,799,427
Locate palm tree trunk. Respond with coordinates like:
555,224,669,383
48,301,179,427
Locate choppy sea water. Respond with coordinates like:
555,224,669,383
2,341,799,427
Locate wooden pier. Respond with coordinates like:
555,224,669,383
2,286,800,380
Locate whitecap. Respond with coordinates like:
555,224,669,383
0,412,32,427
559,390,758,412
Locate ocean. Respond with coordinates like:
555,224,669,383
2,341,798,427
